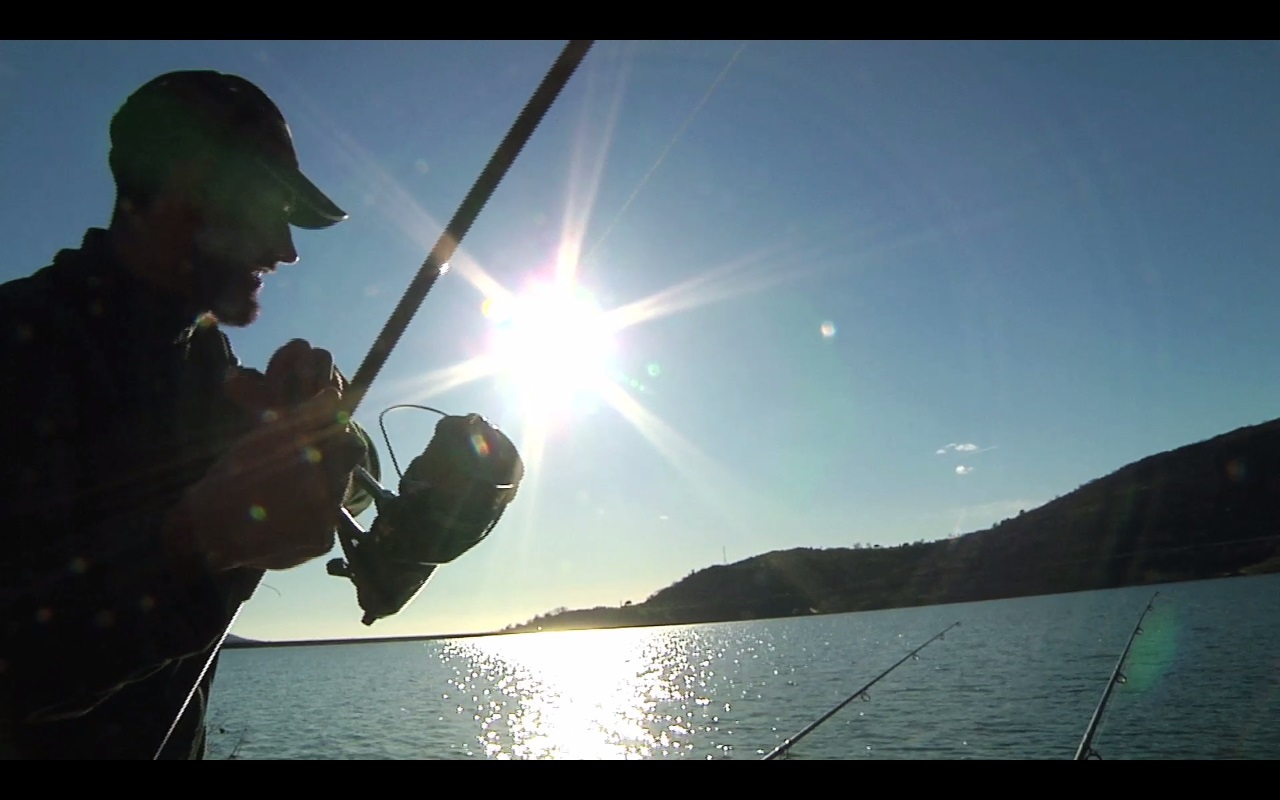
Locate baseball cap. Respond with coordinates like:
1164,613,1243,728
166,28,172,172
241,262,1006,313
109,70,347,230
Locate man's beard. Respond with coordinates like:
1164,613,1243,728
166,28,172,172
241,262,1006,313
189,227,267,327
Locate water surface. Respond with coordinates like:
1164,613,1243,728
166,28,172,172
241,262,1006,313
206,574,1280,759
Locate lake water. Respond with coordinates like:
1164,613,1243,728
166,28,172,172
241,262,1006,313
205,573,1280,759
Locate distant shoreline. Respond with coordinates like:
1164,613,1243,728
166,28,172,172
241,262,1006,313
224,571,1280,651
223,628,513,649
225,617,702,649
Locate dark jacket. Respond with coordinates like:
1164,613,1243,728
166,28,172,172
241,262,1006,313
2,228,296,758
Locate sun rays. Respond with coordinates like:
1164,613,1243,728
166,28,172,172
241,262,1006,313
451,250,776,508
601,242,799,333
282,42,780,529
595,380,752,531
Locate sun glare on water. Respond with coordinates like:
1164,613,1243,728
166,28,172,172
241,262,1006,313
441,628,721,759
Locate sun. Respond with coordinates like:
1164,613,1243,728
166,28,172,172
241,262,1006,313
484,278,618,417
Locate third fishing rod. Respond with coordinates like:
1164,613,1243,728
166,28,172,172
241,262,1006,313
1075,591,1160,760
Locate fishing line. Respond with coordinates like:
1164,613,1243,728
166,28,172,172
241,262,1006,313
581,41,748,268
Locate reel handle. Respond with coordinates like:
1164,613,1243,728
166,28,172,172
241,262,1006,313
352,465,396,510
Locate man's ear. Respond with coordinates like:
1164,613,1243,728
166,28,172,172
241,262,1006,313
157,153,221,215
141,155,221,244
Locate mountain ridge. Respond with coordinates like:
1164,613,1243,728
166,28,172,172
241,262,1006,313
500,415,1280,633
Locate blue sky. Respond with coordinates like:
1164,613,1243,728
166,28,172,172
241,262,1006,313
3,40,1279,641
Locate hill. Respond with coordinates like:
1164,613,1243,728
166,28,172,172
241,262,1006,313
502,417,1280,634
223,633,264,648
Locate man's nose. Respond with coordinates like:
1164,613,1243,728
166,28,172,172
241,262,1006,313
272,225,299,265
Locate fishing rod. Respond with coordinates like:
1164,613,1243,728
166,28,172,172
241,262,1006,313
761,621,960,761
155,40,595,760
326,39,594,626
340,40,593,418
1074,591,1159,761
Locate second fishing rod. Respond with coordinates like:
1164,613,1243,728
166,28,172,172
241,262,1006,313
761,621,961,760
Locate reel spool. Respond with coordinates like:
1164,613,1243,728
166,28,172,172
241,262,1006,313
328,407,523,625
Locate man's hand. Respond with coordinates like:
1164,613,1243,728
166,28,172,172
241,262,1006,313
164,340,366,572
224,338,346,414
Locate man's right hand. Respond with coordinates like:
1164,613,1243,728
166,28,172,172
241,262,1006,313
164,381,367,573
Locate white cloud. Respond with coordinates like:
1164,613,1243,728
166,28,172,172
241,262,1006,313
955,465,973,475
937,442,998,456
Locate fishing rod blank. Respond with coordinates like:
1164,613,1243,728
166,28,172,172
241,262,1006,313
342,40,595,418
154,40,595,761
1074,591,1159,761
761,621,961,761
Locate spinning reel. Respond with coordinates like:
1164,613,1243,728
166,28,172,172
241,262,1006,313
328,405,524,625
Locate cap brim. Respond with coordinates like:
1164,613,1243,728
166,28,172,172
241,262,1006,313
259,159,348,230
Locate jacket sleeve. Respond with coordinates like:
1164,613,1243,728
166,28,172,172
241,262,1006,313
0,317,241,725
